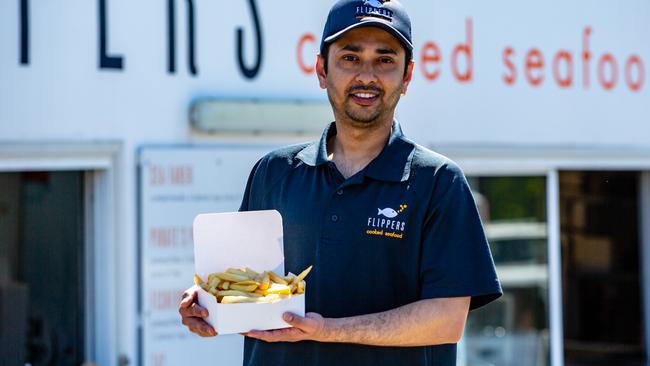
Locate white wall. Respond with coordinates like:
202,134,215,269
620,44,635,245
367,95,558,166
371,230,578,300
1,1,649,145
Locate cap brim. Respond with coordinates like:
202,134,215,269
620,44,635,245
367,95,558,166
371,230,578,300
322,18,413,52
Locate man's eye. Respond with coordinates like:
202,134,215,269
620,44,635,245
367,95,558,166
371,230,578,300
342,55,358,62
380,57,394,64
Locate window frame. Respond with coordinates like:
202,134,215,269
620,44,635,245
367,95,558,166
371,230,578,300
437,144,650,366
0,142,121,366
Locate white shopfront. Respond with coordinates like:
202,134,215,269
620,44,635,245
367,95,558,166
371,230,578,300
1,1,649,366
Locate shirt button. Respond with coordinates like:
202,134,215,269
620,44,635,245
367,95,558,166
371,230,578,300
336,189,343,195
331,214,339,222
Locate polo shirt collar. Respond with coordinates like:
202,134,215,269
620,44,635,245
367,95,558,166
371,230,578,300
295,121,336,167
296,120,415,182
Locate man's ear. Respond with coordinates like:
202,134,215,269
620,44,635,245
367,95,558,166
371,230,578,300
402,60,415,95
316,54,328,89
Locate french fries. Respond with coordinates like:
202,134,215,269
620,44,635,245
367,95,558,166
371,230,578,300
268,271,288,285
193,265,312,304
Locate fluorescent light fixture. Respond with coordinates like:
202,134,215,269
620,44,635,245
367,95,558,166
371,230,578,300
190,98,334,134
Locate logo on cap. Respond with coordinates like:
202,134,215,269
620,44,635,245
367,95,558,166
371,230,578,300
357,0,393,21
363,0,387,7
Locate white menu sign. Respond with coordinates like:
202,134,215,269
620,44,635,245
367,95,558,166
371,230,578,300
138,145,278,366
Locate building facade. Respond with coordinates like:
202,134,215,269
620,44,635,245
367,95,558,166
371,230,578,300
1,1,649,365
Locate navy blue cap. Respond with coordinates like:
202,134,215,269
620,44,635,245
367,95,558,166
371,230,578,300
320,0,413,56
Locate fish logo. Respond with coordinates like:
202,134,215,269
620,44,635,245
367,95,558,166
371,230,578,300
377,208,398,218
363,0,386,8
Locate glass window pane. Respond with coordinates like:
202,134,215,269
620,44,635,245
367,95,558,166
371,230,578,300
560,171,643,365
463,176,550,366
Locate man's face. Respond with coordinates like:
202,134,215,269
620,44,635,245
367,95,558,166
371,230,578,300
317,27,414,127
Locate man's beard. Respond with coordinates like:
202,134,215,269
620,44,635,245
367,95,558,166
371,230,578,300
344,105,382,124
341,84,402,125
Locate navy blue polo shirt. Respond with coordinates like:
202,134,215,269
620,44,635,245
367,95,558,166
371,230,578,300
239,121,502,366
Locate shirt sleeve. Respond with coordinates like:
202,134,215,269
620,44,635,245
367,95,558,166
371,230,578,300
419,162,502,310
238,158,263,212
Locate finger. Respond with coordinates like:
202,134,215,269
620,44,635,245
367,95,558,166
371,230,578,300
179,303,208,319
247,327,301,342
246,330,276,342
275,327,301,339
182,317,207,329
179,304,207,318
188,303,209,318
186,319,217,337
198,324,217,337
247,329,277,341
179,289,197,308
244,330,261,340
282,312,313,330
190,325,214,337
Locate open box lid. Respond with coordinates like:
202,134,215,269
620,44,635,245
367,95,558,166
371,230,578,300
193,210,285,278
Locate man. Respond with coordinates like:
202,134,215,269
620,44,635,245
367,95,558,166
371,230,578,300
179,0,502,365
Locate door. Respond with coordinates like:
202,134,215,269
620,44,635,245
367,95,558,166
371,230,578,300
0,171,85,366
559,171,644,366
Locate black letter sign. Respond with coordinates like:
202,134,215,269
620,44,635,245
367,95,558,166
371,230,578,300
167,0,176,73
167,0,198,75
98,0,124,69
19,0,29,65
186,0,197,75
237,0,263,79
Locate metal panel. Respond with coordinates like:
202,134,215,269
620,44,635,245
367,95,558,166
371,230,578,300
547,170,564,366
640,172,650,366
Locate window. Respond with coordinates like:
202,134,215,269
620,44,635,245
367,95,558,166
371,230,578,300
464,176,550,366
560,171,644,366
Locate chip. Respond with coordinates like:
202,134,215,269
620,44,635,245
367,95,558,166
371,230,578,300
194,265,312,304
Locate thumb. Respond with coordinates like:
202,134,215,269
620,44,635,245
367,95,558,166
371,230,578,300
283,312,310,328
283,312,323,334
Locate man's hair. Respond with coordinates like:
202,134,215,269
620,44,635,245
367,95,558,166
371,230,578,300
321,44,413,77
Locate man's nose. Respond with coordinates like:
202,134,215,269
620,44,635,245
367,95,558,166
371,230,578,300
355,61,378,84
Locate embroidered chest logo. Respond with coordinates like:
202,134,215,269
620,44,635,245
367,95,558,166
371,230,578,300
366,204,408,239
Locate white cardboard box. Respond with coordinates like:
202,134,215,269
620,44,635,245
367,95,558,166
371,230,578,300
192,210,305,335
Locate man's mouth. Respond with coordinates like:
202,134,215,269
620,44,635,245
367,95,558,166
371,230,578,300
349,91,380,106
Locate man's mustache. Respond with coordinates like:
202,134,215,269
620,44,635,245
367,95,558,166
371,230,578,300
347,85,383,94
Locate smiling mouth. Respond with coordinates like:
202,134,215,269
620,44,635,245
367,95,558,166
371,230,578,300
350,92,380,106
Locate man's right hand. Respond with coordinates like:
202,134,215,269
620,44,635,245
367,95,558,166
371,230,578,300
179,288,217,337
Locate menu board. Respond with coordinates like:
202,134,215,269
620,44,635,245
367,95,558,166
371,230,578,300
138,145,278,366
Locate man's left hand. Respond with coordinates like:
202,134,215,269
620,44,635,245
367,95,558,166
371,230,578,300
245,312,327,343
